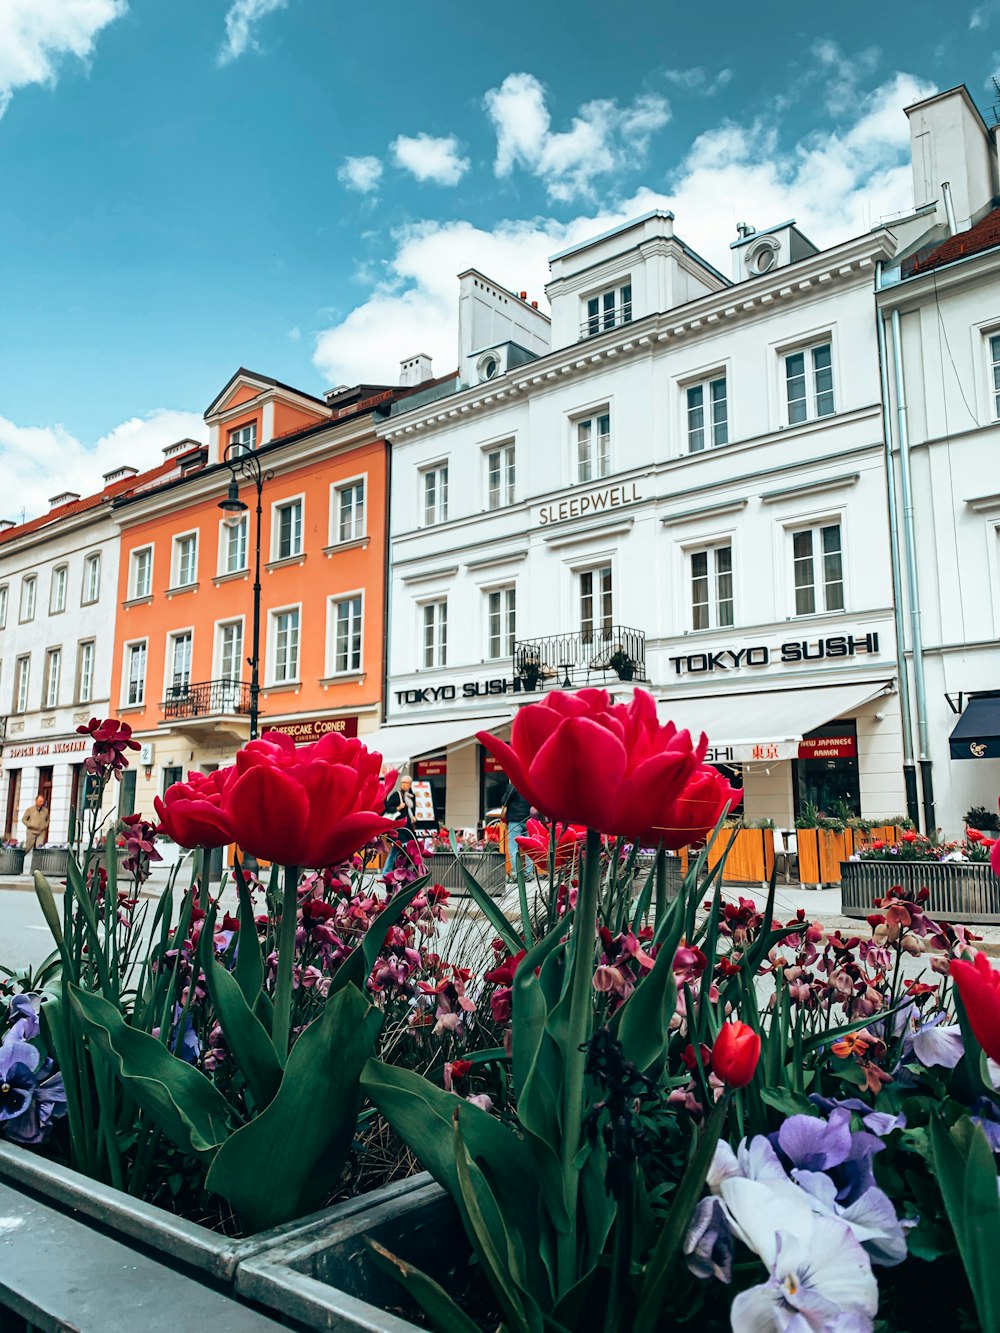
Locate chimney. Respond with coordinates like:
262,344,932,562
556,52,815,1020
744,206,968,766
49,491,81,509
400,353,434,387
163,437,202,459
906,86,995,230
0,520,16,532
103,465,139,485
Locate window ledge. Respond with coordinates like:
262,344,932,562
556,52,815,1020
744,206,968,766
165,583,198,597
320,672,366,686
123,595,153,609
263,681,302,694
322,537,370,556
761,473,859,505
265,555,306,573
117,704,146,715
213,569,250,586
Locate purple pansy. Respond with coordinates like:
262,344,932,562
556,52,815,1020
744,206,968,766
777,1109,884,1206
0,1037,66,1145
684,1196,734,1282
809,1093,906,1138
6,994,40,1043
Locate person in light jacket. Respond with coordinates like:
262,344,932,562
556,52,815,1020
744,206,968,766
383,774,418,873
21,795,49,851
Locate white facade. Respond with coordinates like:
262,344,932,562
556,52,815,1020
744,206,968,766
379,211,909,830
0,495,124,843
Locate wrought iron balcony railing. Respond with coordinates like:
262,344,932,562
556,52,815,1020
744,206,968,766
580,301,633,340
513,626,647,690
161,679,251,720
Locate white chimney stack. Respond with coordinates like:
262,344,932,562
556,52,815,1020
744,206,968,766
400,353,434,387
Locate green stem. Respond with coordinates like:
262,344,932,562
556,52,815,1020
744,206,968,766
271,863,299,1063
653,847,667,926
559,828,603,1189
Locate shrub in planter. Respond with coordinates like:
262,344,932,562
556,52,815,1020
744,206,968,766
0,845,26,875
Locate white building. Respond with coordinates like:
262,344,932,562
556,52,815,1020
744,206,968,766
0,464,169,844
876,85,1000,833
370,203,913,829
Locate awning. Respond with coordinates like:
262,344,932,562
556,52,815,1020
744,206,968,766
361,713,513,768
949,695,1000,760
657,680,892,763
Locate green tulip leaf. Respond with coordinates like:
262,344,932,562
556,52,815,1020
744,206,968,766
367,1240,483,1333
929,1113,1000,1332
198,918,282,1112
447,829,523,953
69,985,233,1159
613,884,686,1076
206,981,382,1232
233,858,264,1004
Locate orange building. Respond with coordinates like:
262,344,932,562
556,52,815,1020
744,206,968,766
110,368,408,816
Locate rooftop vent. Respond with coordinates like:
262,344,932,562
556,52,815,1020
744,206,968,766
162,437,203,459
103,465,139,485
324,385,352,403
400,354,434,387
0,520,16,532
49,491,81,509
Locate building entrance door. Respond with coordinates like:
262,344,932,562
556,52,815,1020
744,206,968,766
4,770,20,839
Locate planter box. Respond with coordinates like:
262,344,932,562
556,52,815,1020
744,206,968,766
424,849,505,895
239,1182,472,1333
679,828,775,885
842,859,1000,924
28,847,69,877
0,1140,432,1286
796,829,854,887
0,847,26,875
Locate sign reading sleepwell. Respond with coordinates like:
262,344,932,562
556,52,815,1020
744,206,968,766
537,482,641,526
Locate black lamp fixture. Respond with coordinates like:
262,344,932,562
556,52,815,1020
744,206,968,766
218,449,272,741
219,479,248,514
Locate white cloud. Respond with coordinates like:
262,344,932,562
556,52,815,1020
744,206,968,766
811,39,881,115
0,409,207,523
390,133,469,186
313,71,935,390
218,0,288,66
338,154,383,194
662,66,733,95
0,0,126,119
484,72,671,202
971,1,999,26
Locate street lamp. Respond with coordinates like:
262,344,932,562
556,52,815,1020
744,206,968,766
218,447,272,741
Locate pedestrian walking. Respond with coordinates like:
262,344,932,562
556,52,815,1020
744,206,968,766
501,782,533,878
21,794,49,853
383,773,418,874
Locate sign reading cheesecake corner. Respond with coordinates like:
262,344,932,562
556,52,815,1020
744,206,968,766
262,717,359,744
538,481,641,525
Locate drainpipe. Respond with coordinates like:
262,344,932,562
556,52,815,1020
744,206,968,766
889,306,935,832
875,270,919,827
941,181,958,238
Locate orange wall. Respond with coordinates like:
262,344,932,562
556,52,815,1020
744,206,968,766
111,437,387,731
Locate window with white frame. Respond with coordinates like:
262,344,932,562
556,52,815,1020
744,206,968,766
125,641,147,706
990,333,1000,418
486,586,516,659
20,576,36,622
691,544,734,630
221,516,248,574
228,422,257,456
173,533,197,587
686,375,728,452
130,547,153,599
584,283,632,338
43,647,61,709
274,499,303,560
330,596,363,673
791,522,844,615
0,585,7,630
422,464,449,526
422,600,447,668
486,444,516,510
335,480,366,543
13,655,30,713
785,342,834,424
576,411,611,483
218,621,244,682
50,565,67,614
76,641,95,704
271,608,300,682
168,631,193,696
82,552,101,604
580,565,613,642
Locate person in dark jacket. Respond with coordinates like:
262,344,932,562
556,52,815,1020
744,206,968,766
502,782,533,877
383,774,418,873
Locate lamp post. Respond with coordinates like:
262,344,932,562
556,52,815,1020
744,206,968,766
218,446,272,741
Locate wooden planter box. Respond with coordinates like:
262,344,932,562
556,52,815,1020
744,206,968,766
679,828,775,885
841,859,1000,924
0,847,26,875
28,847,69,877
796,829,854,887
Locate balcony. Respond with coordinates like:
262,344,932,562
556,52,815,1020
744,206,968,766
513,626,648,691
160,679,252,739
579,301,632,341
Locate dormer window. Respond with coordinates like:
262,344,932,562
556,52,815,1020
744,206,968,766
583,283,632,339
228,422,257,457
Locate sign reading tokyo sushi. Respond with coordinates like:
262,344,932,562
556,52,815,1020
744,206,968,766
670,632,881,676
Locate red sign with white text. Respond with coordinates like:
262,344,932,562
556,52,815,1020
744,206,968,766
415,758,447,778
798,735,857,760
262,716,359,744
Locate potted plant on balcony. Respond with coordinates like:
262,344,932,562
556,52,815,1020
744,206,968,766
608,647,636,681
516,648,544,692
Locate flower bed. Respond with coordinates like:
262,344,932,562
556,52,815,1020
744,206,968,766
842,859,1000,923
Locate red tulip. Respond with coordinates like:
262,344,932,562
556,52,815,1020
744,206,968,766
514,818,588,872
711,1021,761,1088
154,768,235,849
478,687,739,848
950,951,1000,1064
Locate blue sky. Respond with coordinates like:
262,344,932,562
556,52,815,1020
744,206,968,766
0,0,996,515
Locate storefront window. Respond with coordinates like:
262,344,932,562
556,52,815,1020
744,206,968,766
794,720,860,819
413,756,447,824
481,748,508,822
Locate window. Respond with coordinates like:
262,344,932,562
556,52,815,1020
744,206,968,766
82,552,101,604
792,523,844,615
218,621,243,681
584,283,632,337
162,765,184,792
125,641,147,706
76,641,95,704
691,545,734,630
221,516,248,574
331,596,363,673
990,334,1000,418
785,342,834,424
577,412,611,483
423,465,449,526
486,586,516,659
422,600,447,668
43,648,61,709
0,585,6,629
13,655,29,713
487,444,516,510
272,609,300,682
168,631,193,697
228,422,257,456
580,566,613,642
131,547,153,599
686,376,728,452
274,500,303,559
20,576,36,623
336,481,366,543
173,534,197,587
50,565,67,614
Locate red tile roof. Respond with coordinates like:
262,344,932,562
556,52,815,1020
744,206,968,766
911,207,1000,274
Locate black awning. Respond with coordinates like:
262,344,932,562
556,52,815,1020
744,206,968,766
949,695,1000,760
